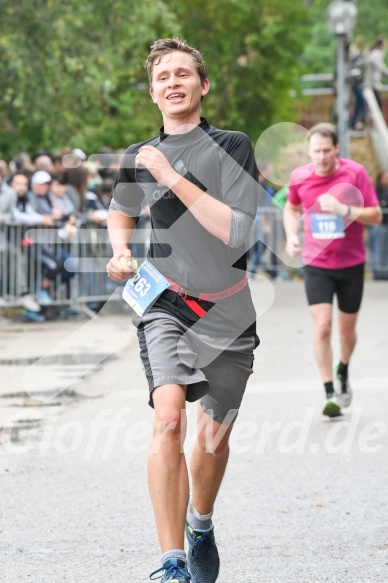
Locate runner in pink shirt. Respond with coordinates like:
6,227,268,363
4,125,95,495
284,123,382,417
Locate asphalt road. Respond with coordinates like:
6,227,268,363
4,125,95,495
1,278,387,582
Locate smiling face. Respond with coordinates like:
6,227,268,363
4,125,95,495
149,50,210,132
308,133,339,177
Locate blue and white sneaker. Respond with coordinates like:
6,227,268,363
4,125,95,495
149,558,191,582
186,522,219,583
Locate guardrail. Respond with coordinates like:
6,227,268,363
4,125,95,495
299,73,335,96
0,222,150,315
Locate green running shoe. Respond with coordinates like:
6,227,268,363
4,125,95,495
186,522,219,583
323,394,342,417
149,558,191,582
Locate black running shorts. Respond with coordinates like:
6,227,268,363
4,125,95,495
303,263,365,314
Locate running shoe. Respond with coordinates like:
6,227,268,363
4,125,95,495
149,558,191,582
333,361,353,408
186,522,219,583
322,394,341,417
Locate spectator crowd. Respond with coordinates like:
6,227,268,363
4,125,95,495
0,147,123,322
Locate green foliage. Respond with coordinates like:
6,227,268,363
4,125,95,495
0,0,178,159
176,0,307,143
5,0,387,161
353,0,388,48
0,0,308,159
301,0,388,70
300,21,336,74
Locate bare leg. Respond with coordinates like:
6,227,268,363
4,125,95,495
338,310,358,364
309,303,333,382
190,404,234,515
148,384,189,552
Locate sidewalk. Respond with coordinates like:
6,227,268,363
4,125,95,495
0,279,387,582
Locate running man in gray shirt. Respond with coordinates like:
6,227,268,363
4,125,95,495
107,37,259,583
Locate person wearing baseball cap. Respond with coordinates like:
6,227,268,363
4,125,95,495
30,170,52,186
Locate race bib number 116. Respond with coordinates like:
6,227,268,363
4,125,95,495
311,213,345,239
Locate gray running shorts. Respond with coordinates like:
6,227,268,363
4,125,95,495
134,311,257,424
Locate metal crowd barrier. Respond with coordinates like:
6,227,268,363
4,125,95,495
0,209,387,314
0,221,151,315
247,207,292,278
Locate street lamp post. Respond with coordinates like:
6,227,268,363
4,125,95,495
327,0,358,158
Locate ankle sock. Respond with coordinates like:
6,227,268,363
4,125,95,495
161,549,187,566
324,381,335,397
187,499,213,531
337,361,349,379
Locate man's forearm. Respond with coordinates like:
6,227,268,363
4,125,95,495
346,204,382,226
107,210,137,254
167,173,232,243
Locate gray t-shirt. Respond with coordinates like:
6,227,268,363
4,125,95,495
111,118,259,293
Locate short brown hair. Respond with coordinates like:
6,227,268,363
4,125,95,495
145,37,207,85
308,123,338,146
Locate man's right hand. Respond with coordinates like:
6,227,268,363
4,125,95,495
106,250,137,282
286,235,301,258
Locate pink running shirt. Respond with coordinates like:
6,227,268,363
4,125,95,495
287,158,379,269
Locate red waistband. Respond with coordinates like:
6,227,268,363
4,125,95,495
165,275,248,302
